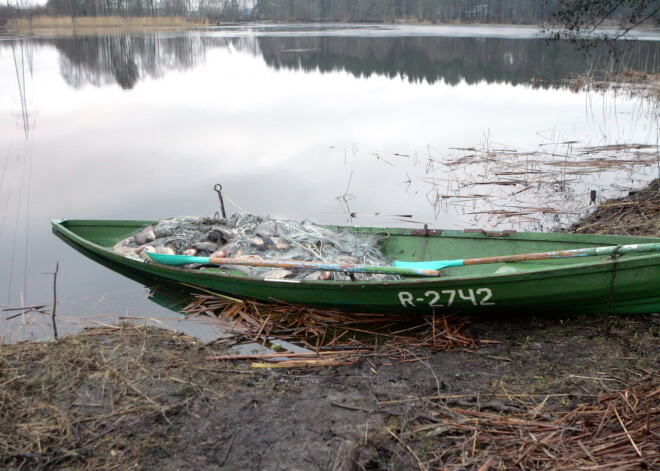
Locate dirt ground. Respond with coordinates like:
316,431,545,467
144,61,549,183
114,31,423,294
1,181,658,471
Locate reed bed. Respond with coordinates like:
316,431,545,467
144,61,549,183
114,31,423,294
568,69,660,103
385,373,659,470
423,140,659,228
182,294,478,366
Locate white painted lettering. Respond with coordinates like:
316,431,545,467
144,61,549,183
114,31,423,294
398,291,416,307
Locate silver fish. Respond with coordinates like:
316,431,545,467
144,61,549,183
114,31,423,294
193,241,219,252
254,221,278,238
145,237,169,248
301,271,331,281
113,238,139,256
134,226,156,245
156,246,175,255
208,226,234,244
214,241,239,258
261,269,293,279
220,265,252,276
139,245,156,259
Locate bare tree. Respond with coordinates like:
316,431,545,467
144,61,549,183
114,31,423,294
548,0,660,43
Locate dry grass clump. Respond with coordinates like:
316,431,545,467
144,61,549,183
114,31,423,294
569,178,660,237
6,15,206,31
382,373,659,470
0,324,225,471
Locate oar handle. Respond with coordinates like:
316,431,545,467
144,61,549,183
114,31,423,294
462,242,660,266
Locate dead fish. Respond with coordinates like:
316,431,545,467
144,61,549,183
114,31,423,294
207,226,234,244
156,246,175,255
254,221,279,248
134,226,156,245
182,248,197,256
145,237,169,248
193,241,218,252
165,238,190,253
301,271,331,281
113,239,139,256
214,241,239,258
249,236,267,248
118,236,139,248
210,249,228,259
261,269,292,279
270,236,289,251
139,245,156,260
254,221,278,238
220,264,252,276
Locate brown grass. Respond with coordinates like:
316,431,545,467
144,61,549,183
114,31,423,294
0,324,229,470
6,15,208,32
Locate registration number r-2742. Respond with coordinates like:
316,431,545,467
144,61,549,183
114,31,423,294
398,288,494,308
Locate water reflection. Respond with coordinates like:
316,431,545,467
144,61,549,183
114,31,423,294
258,36,659,87
9,39,36,137
0,26,658,342
55,34,211,89
10,32,657,90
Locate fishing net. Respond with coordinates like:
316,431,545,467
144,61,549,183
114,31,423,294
113,214,397,281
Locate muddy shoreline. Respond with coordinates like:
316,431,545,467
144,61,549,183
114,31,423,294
1,182,658,470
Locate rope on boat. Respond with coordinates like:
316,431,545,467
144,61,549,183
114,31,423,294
606,244,623,314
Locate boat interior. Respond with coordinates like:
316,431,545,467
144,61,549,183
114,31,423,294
54,219,659,279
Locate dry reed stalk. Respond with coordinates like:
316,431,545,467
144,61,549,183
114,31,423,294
182,294,478,358
389,374,659,470
432,137,658,229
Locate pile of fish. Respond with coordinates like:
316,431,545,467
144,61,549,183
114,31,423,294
113,214,397,281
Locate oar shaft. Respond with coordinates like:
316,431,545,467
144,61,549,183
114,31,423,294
462,243,659,266
207,256,440,277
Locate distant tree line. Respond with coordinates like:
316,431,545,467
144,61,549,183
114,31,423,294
37,0,562,23
43,0,194,18
252,0,560,24
36,0,253,19
0,3,45,24
3,0,658,36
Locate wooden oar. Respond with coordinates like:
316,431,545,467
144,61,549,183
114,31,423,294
393,242,660,270
145,242,659,277
145,252,441,277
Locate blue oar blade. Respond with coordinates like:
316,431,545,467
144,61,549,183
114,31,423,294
393,259,465,270
146,252,211,266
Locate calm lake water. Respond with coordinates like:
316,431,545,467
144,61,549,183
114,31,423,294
1,24,659,341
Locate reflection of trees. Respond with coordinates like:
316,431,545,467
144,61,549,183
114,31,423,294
55,35,216,89
256,36,660,87
26,33,660,90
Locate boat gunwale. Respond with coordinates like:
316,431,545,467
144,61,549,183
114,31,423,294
51,218,660,288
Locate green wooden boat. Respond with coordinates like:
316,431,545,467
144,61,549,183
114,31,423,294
51,219,660,315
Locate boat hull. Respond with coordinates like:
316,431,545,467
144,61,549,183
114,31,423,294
52,219,660,315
